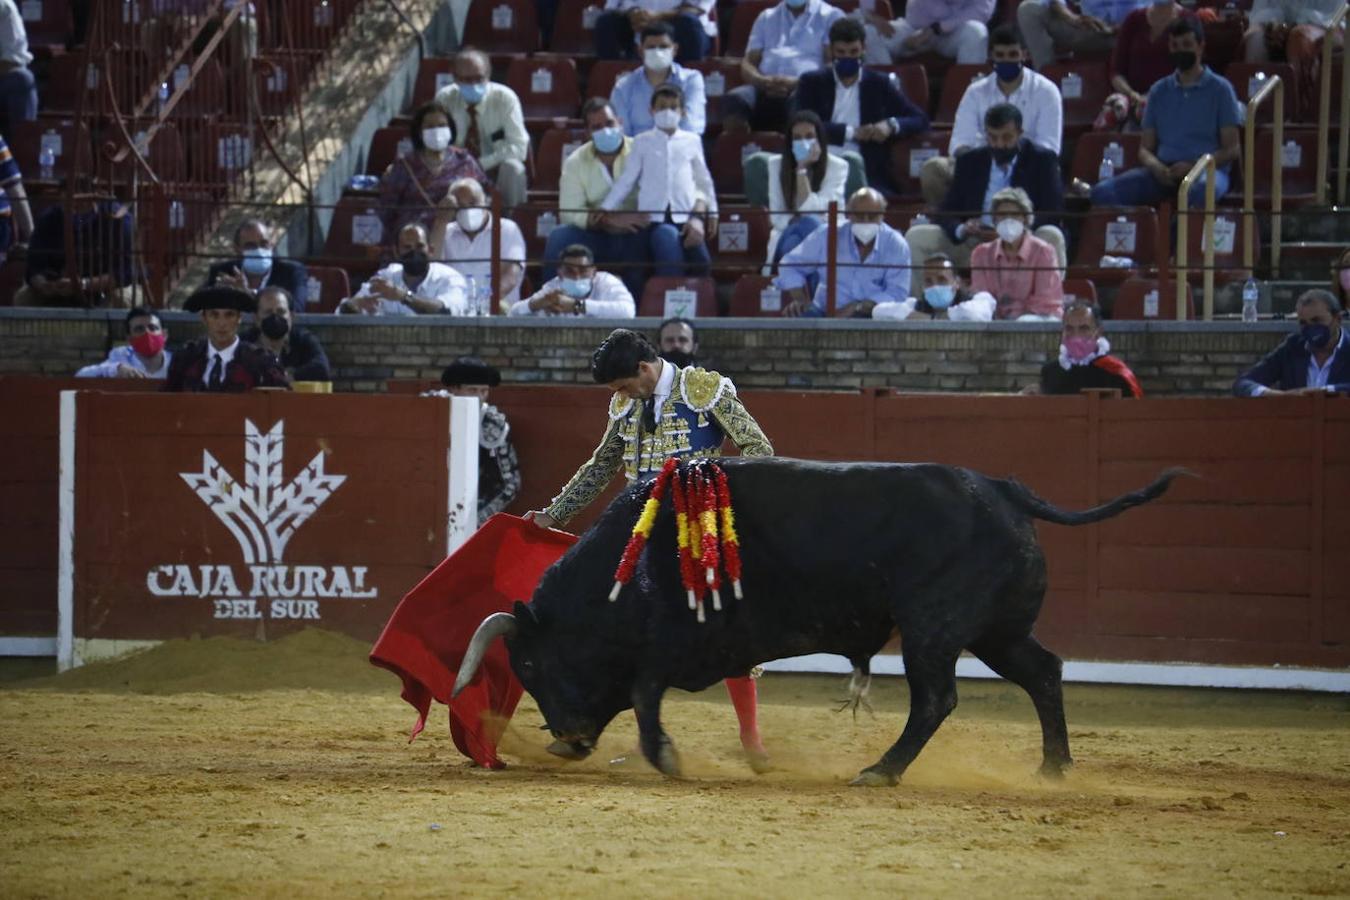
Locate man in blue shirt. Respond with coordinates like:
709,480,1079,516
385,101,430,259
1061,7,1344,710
775,186,912,317
725,0,844,133
1233,289,1350,396
1018,0,1150,69
609,21,707,136
1090,17,1242,209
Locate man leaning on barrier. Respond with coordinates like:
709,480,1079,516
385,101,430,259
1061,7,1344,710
1233,289,1350,397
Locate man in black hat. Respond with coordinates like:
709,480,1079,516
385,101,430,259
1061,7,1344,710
163,286,291,392
432,357,519,526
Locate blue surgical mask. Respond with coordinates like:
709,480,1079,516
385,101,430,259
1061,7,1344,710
994,61,1023,83
242,246,273,276
561,277,592,299
1302,323,1333,351
924,284,956,310
791,138,816,163
458,81,486,105
833,57,861,80
592,126,623,155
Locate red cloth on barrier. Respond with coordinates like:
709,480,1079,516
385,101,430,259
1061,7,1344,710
369,514,576,768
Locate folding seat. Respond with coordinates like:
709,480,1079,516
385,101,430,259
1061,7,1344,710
932,65,990,128
303,266,352,313
709,206,770,280
1177,206,1256,287
549,0,605,56
1042,60,1111,136
366,126,412,177
638,276,718,317
1071,208,1158,285
512,202,565,267
886,129,951,197
1069,131,1142,186
506,57,581,120
870,63,930,115
320,196,390,285
461,0,540,54
1224,62,1299,125
711,131,784,194
728,273,786,317
7,118,86,182
532,127,590,193
1111,277,1194,320
725,2,774,57
585,60,633,104
686,59,744,128
15,0,72,49
1061,277,1098,306
412,58,458,107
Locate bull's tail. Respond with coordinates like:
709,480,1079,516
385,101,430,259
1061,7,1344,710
999,467,1187,526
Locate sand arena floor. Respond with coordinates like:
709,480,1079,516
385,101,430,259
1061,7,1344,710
1,630,1347,898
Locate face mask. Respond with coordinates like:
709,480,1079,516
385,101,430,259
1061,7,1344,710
1170,51,1197,72
241,246,273,276
1302,323,1333,351
661,350,695,368
401,250,430,280
1063,335,1099,362
260,313,290,340
130,331,166,358
652,108,681,130
643,47,674,71
592,126,623,155
833,57,861,80
422,126,452,151
994,61,1022,83
457,206,487,233
991,144,1018,165
561,277,592,299
850,221,879,244
996,218,1025,243
458,81,486,105
923,284,956,310
792,138,816,163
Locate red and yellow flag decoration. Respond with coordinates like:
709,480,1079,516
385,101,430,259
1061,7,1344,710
609,457,678,600
713,465,743,600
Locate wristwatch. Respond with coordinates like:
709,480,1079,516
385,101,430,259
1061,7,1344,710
576,298,586,316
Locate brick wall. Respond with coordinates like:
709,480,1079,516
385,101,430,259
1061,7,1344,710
0,309,1296,395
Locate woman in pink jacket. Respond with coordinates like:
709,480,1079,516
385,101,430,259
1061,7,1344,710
970,187,1064,320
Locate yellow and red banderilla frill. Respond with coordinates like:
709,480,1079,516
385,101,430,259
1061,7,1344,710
610,458,744,623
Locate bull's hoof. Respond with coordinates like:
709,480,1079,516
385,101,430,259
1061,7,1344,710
546,739,591,761
849,767,899,787
1038,758,1073,780
642,738,681,778
746,749,773,775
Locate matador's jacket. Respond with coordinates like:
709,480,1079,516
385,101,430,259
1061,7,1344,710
545,364,774,525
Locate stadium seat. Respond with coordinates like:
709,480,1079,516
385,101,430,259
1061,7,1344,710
461,0,540,54
173,58,230,118
933,65,990,127
1061,278,1098,306
1249,128,1320,205
711,131,784,194
412,58,458,107
586,60,633,104
287,0,359,51
1112,277,1195,320
192,120,257,186
322,197,390,268
43,50,146,116
1071,208,1159,285
883,203,929,235
728,273,787,317
725,1,774,57
710,206,770,279
1069,132,1142,186
638,276,718,317
16,0,73,48
550,0,605,55
1042,61,1110,135
686,59,745,127
1177,207,1255,285
507,57,581,120
304,266,352,314
1224,63,1299,124
255,54,310,117
513,202,564,265
533,127,590,193
871,64,929,114
886,129,951,197
1199,15,1245,76
136,120,187,185
365,126,412,177
7,118,86,183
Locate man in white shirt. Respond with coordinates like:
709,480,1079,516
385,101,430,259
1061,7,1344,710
76,307,173,379
342,223,468,315
600,84,717,280
725,0,844,133
434,49,529,209
434,178,526,313
596,0,716,62
510,244,635,317
0,0,35,140
919,24,1063,205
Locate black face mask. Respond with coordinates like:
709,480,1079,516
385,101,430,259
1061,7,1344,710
260,313,290,340
991,144,1018,165
661,350,696,368
1170,50,1197,72
401,250,430,280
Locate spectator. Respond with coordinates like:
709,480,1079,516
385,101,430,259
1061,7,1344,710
794,18,929,196
776,186,911,317
863,0,993,66
0,0,35,142
871,253,996,320
547,99,646,299
509,243,635,317
240,286,331,382
75,306,173,379
1233,289,1349,397
764,110,848,271
163,287,290,392
17,193,135,307
725,0,845,133
906,103,1065,294
970,187,1064,320
1091,18,1241,209
0,134,33,262
1333,246,1350,311
343,223,468,315
434,177,526,313
434,49,529,209
596,0,716,63
610,21,707,136
1243,0,1343,118
377,102,490,240
206,219,309,311
657,316,699,366
436,357,520,526
1019,0,1147,70
1031,300,1142,395
600,84,717,279
1109,2,1188,120
921,25,1063,205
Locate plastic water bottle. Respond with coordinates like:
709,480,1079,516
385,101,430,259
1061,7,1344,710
1242,277,1259,323
38,145,54,180
157,81,170,116
464,276,479,316
1097,151,1115,184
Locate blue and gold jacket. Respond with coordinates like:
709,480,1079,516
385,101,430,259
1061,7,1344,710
545,364,773,524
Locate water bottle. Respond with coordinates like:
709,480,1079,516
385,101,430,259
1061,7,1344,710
911,212,929,227
39,145,54,180
464,275,478,316
1097,151,1115,184
157,81,170,114
1241,277,1259,323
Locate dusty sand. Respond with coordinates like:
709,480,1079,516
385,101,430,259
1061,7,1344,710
1,630,1348,898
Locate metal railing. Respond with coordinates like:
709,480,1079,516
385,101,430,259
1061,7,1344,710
1176,154,1217,320
1315,3,1349,205
1243,74,1282,275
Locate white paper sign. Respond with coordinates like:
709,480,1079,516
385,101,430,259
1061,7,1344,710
561,141,582,164
173,64,190,92
1105,218,1137,254
740,142,761,162
663,288,696,319
435,72,455,91
86,64,100,90
396,137,413,159
718,219,748,253
267,67,288,93
705,71,725,97
40,130,63,158
531,68,553,94
536,210,557,238
582,5,601,29
1105,142,1124,169
492,4,513,29
909,146,938,178
307,276,322,307
1282,140,1302,168
352,211,383,245
21,0,41,22
1247,73,1267,98
1061,73,1082,100
1143,289,1159,318
217,135,252,171
169,200,186,230
759,287,782,312
314,1,333,27
1208,216,1236,255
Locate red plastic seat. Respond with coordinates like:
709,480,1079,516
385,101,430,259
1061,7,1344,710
255,54,311,117
1177,207,1256,285
871,64,929,114
461,0,540,54
412,58,458,107
1061,277,1098,306
638,276,718,317
587,60,633,105
886,129,951,197
686,59,745,127
933,65,990,128
507,57,581,120
1069,131,1142,185
533,127,590,193
1249,127,1320,204
728,273,787,317
323,197,391,262
513,202,565,263
725,1,774,57
17,0,73,47
1112,277,1195,320
1224,62,1299,124
304,266,352,314
287,0,359,50
366,126,413,177
1071,208,1159,285
710,206,770,278
883,202,929,234
1042,60,1111,135
550,0,605,55
712,131,784,194
7,119,86,183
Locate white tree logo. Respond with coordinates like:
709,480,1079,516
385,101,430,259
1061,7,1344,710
180,419,345,565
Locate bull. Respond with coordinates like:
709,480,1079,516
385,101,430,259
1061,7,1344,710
454,458,1178,786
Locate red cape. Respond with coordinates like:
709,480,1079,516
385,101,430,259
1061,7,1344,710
369,514,576,768
1093,355,1144,398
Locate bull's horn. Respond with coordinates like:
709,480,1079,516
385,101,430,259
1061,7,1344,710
452,612,518,698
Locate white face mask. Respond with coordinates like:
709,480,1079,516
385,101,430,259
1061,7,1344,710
422,126,452,151
652,108,681,130
457,206,487,233
996,218,1026,243
850,221,879,244
643,47,674,71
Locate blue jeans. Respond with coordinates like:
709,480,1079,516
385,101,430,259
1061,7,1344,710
649,223,710,278
595,12,710,61
1090,165,1231,209
772,215,823,270
0,67,36,142
544,223,649,299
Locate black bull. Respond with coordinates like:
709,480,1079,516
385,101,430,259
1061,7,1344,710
455,458,1179,786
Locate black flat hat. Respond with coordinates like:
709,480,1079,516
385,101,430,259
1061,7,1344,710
183,286,257,313
441,356,501,387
